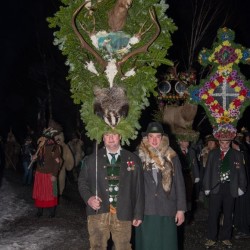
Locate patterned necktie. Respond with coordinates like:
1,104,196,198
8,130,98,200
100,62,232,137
109,153,117,165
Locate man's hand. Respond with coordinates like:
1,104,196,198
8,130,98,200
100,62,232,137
175,211,185,226
132,219,142,227
238,188,244,196
87,196,102,210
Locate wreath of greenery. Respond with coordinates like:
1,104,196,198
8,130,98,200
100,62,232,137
47,0,176,144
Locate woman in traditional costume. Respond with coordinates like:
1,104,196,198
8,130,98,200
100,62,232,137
32,128,62,218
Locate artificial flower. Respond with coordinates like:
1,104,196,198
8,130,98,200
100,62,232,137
238,95,245,101
234,86,241,92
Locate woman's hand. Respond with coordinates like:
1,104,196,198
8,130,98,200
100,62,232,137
51,175,56,182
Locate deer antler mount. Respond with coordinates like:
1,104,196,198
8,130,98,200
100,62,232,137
71,1,160,87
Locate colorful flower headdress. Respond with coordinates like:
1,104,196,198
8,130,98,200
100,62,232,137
213,124,236,141
189,27,250,139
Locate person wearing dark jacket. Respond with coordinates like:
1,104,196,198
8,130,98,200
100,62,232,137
203,139,247,248
232,138,250,239
178,139,200,224
78,132,144,250
135,122,186,250
21,136,36,185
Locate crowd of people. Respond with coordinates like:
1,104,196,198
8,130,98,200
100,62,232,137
1,126,84,218
1,122,250,249
77,122,250,249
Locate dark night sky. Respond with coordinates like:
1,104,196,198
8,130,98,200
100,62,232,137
1,0,250,143
167,0,250,135
0,0,78,142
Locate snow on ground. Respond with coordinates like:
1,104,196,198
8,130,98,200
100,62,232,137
0,179,31,228
0,179,66,250
0,226,63,250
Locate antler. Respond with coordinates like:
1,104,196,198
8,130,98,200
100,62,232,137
171,63,179,81
171,63,195,87
116,7,161,71
79,15,96,37
170,63,187,86
71,2,108,71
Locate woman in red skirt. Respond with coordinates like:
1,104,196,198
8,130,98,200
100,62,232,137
32,127,62,218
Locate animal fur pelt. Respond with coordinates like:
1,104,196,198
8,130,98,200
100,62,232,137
162,102,198,133
93,85,129,128
201,146,209,168
108,0,132,32
54,132,74,195
54,132,74,171
68,138,84,167
138,135,177,193
54,132,85,195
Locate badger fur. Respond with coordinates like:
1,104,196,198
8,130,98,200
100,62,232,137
93,85,129,128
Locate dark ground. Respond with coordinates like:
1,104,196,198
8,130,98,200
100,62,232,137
1,168,250,250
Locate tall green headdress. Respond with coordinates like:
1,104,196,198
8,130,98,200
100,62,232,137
47,0,176,144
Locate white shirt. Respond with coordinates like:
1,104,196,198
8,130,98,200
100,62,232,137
106,147,121,164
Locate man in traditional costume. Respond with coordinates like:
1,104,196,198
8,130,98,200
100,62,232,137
78,132,144,250
135,122,186,250
48,0,177,249
203,134,247,248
